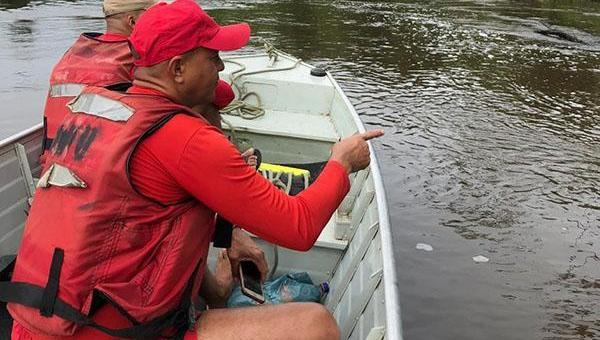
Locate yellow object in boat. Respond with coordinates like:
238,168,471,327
258,163,311,195
258,163,310,178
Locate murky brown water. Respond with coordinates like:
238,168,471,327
1,0,599,339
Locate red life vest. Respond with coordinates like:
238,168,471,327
7,86,214,338
42,33,133,150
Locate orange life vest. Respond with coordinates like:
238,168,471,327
42,33,133,151
4,86,214,338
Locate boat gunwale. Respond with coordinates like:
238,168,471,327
0,123,43,149
326,72,403,340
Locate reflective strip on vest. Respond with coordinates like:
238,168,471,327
37,163,87,189
68,93,134,122
49,84,85,98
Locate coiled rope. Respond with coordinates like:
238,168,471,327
220,41,301,121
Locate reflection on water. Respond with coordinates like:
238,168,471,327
0,0,33,10
8,18,34,43
0,0,103,138
0,0,598,339
0,0,80,11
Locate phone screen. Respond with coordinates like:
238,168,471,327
239,261,264,303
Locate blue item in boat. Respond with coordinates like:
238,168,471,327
228,272,328,307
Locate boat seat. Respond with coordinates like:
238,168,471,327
0,143,36,257
222,109,340,143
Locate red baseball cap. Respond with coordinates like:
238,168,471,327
129,0,250,67
213,80,235,110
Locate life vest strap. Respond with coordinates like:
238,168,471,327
0,254,199,339
39,248,64,317
42,116,53,151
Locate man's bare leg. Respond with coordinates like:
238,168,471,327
195,302,340,340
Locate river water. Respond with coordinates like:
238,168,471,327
0,0,598,339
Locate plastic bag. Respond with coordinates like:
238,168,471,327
227,272,329,308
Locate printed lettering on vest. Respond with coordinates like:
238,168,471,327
53,125,78,155
74,125,98,161
52,123,99,161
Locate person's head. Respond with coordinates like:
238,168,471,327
129,0,250,108
103,0,157,36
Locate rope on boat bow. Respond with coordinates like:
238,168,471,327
220,40,301,122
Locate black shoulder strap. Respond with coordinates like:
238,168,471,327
105,82,133,93
39,249,63,317
42,116,53,151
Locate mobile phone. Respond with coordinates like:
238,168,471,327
239,261,265,304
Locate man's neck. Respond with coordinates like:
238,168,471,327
105,28,130,36
105,20,131,36
130,81,171,98
128,83,214,125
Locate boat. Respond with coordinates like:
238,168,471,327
0,49,402,340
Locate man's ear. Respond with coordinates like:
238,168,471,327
168,56,185,84
127,14,136,28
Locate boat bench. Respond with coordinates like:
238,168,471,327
222,109,340,143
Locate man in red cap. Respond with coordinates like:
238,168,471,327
3,0,383,339
35,0,258,325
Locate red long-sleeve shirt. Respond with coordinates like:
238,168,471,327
128,86,350,251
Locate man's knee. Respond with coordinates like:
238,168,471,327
301,303,340,340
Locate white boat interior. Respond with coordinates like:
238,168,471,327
0,50,402,340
